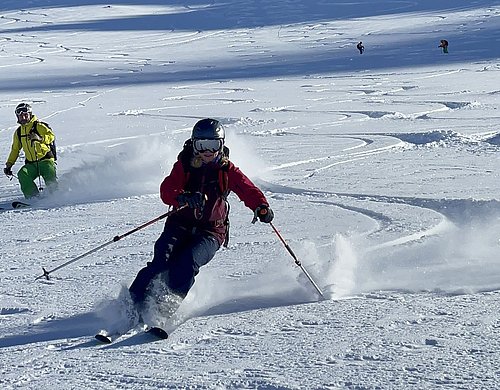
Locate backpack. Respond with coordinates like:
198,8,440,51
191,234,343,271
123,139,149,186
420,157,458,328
17,120,57,161
178,139,231,246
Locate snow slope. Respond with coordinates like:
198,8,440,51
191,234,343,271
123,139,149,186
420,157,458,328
1,0,499,388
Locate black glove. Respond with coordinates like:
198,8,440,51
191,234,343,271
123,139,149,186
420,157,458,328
176,191,205,209
3,164,13,176
254,204,274,223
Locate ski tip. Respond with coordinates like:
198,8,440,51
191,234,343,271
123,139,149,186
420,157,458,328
147,326,169,340
95,334,113,344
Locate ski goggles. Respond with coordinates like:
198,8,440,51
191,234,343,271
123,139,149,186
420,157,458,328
193,138,223,153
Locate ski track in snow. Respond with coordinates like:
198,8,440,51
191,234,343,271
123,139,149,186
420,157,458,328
1,0,500,388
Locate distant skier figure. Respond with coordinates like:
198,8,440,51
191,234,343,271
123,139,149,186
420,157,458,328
3,103,57,199
438,39,449,53
128,118,274,328
357,41,364,54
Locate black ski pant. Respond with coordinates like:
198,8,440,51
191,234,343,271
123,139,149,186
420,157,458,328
129,223,220,307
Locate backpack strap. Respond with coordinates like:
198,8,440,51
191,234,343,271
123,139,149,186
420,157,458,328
178,139,232,246
33,120,39,135
218,162,230,197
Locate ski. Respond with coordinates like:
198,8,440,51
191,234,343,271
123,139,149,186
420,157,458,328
95,333,114,344
94,325,138,344
12,201,30,209
0,201,30,211
146,326,169,339
94,329,128,344
94,326,169,344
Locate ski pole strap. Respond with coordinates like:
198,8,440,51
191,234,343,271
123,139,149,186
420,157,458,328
251,210,258,224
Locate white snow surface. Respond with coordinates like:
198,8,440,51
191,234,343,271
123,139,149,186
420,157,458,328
1,0,500,388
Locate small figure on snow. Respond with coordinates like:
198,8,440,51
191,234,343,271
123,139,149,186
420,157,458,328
357,41,364,54
3,103,57,199
128,118,273,326
438,39,449,54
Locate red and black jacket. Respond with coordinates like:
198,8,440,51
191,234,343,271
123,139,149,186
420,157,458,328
160,151,269,246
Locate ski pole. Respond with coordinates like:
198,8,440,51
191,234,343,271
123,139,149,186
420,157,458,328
269,222,325,300
30,134,44,191
35,157,43,192
35,205,188,281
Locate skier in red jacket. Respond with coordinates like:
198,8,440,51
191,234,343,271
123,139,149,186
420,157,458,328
129,118,273,325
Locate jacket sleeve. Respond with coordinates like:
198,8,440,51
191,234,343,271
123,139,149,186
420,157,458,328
227,162,269,211
6,131,21,166
159,160,187,207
